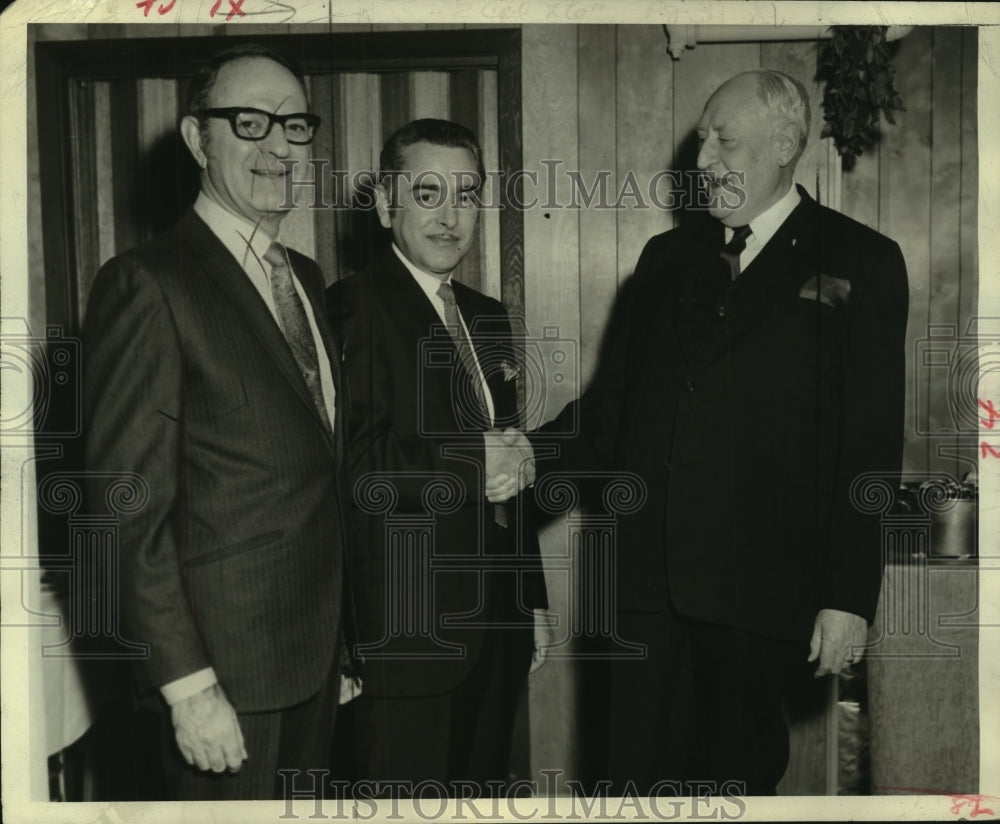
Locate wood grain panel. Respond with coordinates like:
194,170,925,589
522,25,580,418
615,25,675,281
496,31,524,320
521,23,580,791
840,140,880,230
109,79,140,257
577,25,617,386
34,25,90,40
135,78,180,244
69,79,98,322
337,72,382,277
309,73,338,286
448,69,483,293
380,72,410,142
929,28,964,480
879,27,933,475
93,82,116,269
410,70,450,120
26,23,47,337
958,26,978,471
478,70,502,302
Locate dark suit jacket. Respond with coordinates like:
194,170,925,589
83,208,349,713
327,249,546,697
536,187,909,642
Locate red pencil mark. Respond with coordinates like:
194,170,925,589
210,0,245,19
949,795,996,818
136,0,176,15
873,787,999,818
981,442,1000,459
979,398,1000,430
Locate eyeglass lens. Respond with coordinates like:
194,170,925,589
234,111,315,144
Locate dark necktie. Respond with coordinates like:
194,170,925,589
436,281,507,527
720,224,753,281
264,242,334,440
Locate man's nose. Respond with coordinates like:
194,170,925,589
696,137,715,170
261,122,292,157
437,201,458,228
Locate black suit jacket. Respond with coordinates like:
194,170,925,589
537,188,908,642
327,249,546,697
83,208,350,712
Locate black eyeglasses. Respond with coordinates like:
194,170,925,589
198,107,321,145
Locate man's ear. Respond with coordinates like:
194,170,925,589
374,182,393,230
774,121,800,167
180,115,208,170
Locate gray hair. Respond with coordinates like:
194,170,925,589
750,69,811,158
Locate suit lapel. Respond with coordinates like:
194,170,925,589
453,283,515,426
179,209,335,455
691,192,821,369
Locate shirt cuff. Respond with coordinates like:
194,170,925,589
160,668,218,706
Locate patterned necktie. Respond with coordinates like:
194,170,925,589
720,224,753,281
436,281,508,528
264,242,333,440
437,281,492,426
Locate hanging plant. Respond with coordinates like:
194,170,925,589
817,26,905,171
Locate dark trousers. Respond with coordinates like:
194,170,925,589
351,622,532,793
159,663,340,801
608,608,810,797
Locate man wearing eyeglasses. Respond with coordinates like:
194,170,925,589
83,44,356,800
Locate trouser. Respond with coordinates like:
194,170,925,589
608,607,810,796
351,621,533,794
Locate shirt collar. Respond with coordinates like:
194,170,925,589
391,243,453,305
194,191,276,272
738,183,801,248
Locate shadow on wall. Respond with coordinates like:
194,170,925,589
135,130,202,241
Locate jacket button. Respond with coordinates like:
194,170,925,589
684,380,695,392
717,305,726,318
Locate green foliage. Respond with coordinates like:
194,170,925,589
818,26,905,170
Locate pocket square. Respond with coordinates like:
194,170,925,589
501,361,520,381
798,274,851,310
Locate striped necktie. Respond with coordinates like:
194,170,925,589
436,280,508,528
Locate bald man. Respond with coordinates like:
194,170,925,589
534,69,908,794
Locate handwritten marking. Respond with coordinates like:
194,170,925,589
979,397,1000,429
950,795,996,818
210,0,246,19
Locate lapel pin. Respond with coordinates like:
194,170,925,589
792,238,798,247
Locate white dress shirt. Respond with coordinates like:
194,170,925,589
391,243,496,425
161,193,337,707
725,183,801,273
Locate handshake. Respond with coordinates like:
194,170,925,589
483,428,536,503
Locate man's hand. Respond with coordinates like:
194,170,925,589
483,428,536,503
339,674,363,705
530,609,555,674
807,608,868,677
171,683,247,773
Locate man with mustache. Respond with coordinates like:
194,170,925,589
534,69,908,794
83,44,356,799
327,118,548,792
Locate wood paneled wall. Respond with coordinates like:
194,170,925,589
27,22,979,796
